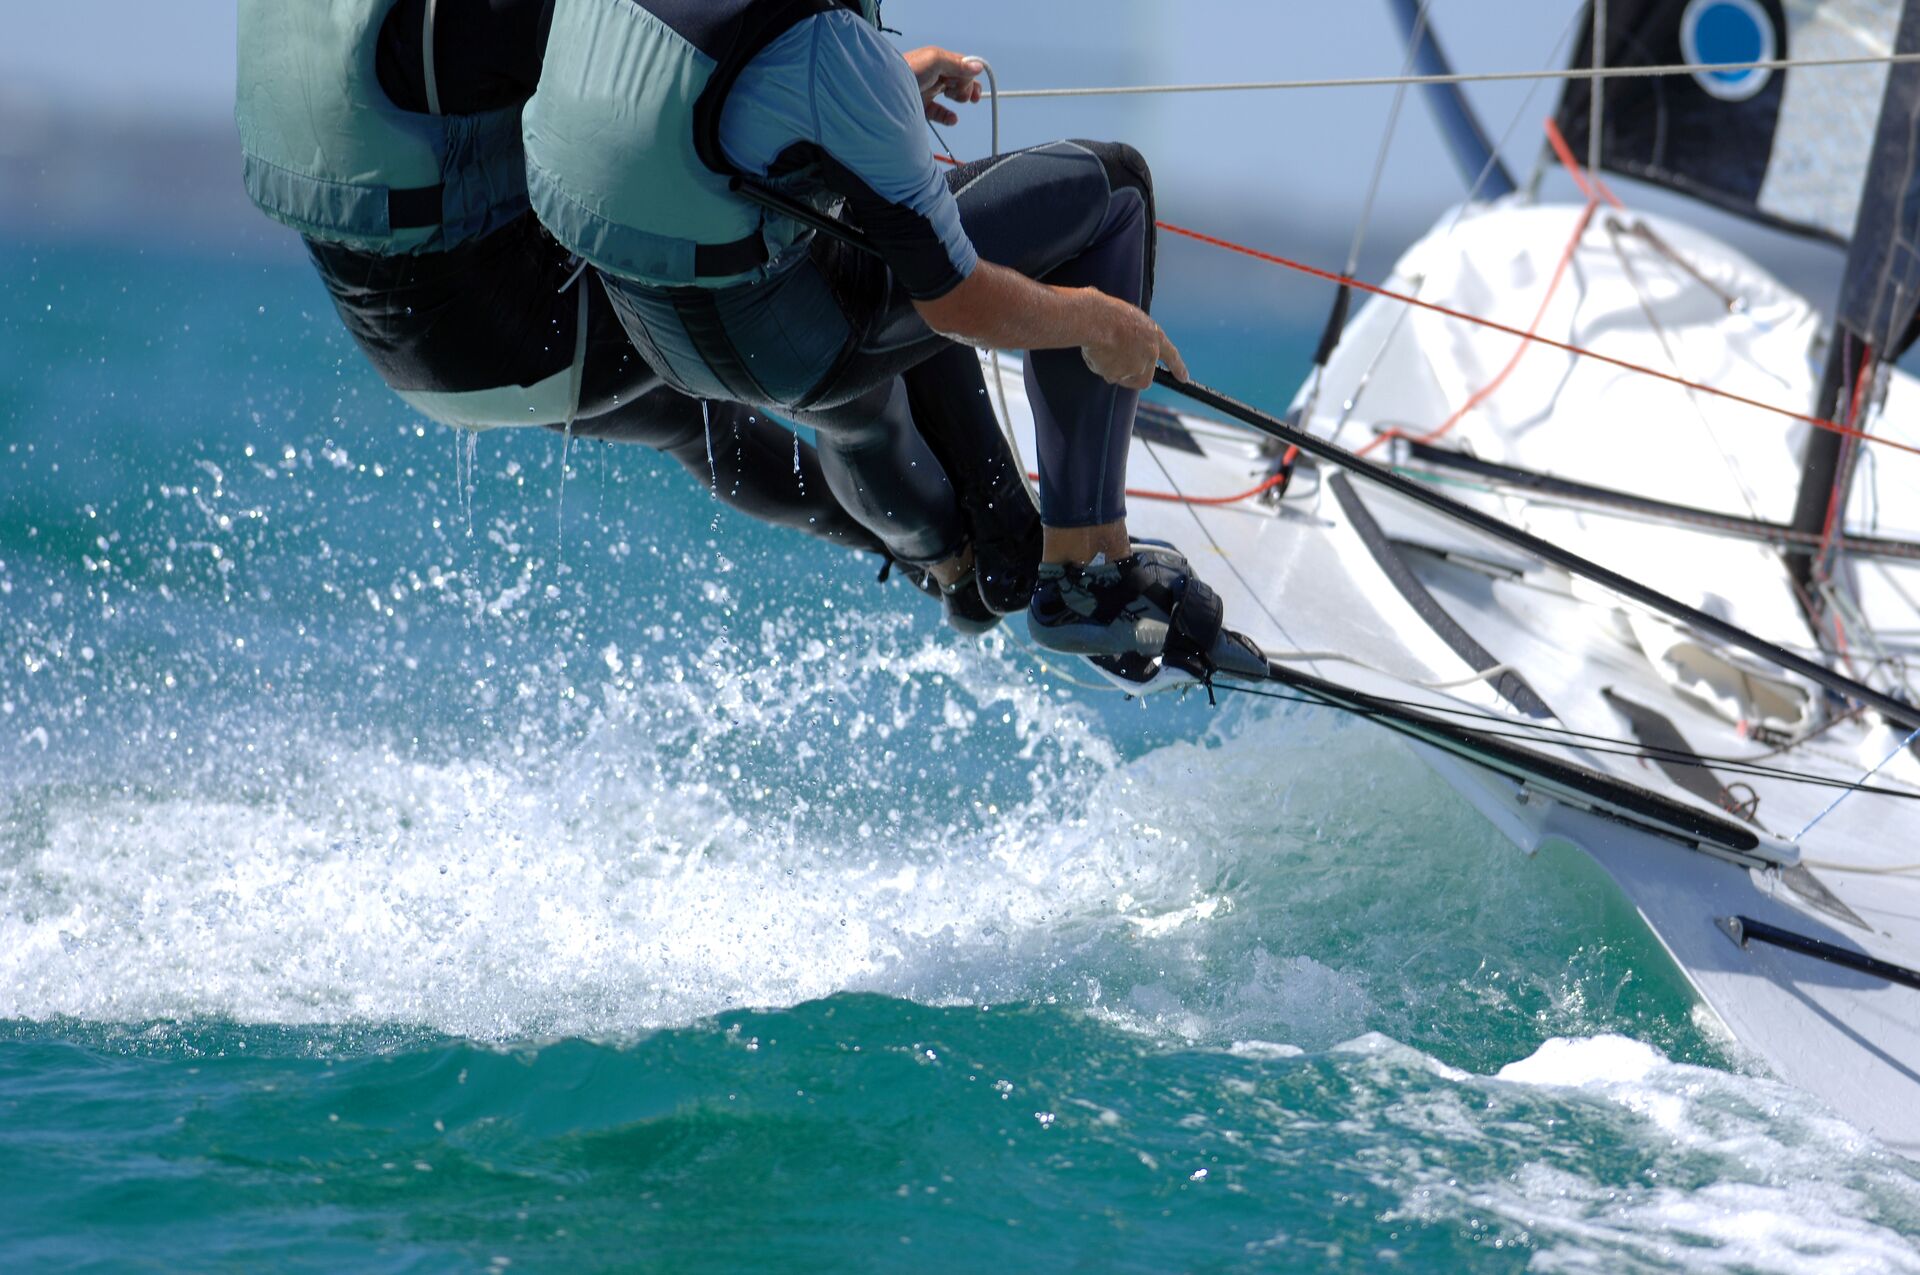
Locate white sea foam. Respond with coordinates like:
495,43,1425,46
0,628,1307,1038
1362,1033,1920,1273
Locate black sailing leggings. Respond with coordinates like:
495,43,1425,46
303,214,879,551
827,139,1155,532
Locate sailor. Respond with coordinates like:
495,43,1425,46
235,0,1037,631
523,0,1263,674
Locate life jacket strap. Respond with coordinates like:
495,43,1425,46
388,184,447,230
691,0,865,178
693,232,772,277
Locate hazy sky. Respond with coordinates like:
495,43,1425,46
1,1,1597,228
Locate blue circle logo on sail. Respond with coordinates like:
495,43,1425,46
1680,0,1778,101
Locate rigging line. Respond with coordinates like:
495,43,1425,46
1589,0,1607,178
1601,216,1767,524
1299,0,1432,437
1396,458,1920,558
1345,0,1428,277
1795,723,1920,837
1816,342,1878,580
931,80,1033,502
1154,370,1920,733
1543,114,1623,208
1152,219,1920,461
1325,6,1587,449
1211,680,1920,800
1355,196,1600,459
1135,434,1304,656
992,52,1920,99
1387,442,1920,556
1257,664,1920,791
1118,470,1288,506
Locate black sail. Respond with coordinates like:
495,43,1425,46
1554,0,1903,245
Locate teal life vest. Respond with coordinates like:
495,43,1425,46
523,0,878,288
236,0,529,255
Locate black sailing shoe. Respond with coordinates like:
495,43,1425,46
939,565,1002,636
1026,542,1267,695
874,552,1000,636
967,474,1043,616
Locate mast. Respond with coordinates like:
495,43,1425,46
1382,0,1516,198
1784,341,1859,609
1786,0,1920,618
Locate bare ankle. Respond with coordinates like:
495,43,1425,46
1041,520,1130,567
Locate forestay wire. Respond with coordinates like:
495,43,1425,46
995,52,1920,99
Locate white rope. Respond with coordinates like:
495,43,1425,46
1025,639,1522,698
970,57,1035,502
1267,651,1519,692
981,57,1000,157
994,52,1920,100
1801,856,1920,875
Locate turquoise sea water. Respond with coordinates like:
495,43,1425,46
5,237,1920,1271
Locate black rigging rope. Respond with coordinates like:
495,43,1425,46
1154,371,1920,734
1208,677,1920,802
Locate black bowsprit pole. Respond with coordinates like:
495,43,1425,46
1151,368,1920,733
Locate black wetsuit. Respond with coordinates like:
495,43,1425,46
304,0,878,550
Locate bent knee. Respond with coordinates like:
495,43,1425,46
1070,140,1153,205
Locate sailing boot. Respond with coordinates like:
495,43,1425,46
964,458,1043,616
938,564,1003,636
1026,541,1267,691
876,552,1000,636
902,346,1042,617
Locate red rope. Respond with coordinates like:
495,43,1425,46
1543,116,1624,210
1354,198,1600,458
1815,340,1877,580
1152,218,1920,460
935,140,1916,512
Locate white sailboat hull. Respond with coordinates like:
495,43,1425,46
980,198,1920,1150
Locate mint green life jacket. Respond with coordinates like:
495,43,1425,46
523,0,879,288
236,0,529,255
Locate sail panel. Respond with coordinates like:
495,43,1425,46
1555,0,1901,243
1838,1,1920,354
1758,3,1894,238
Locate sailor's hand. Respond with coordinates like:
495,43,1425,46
904,47,985,126
1081,292,1188,390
